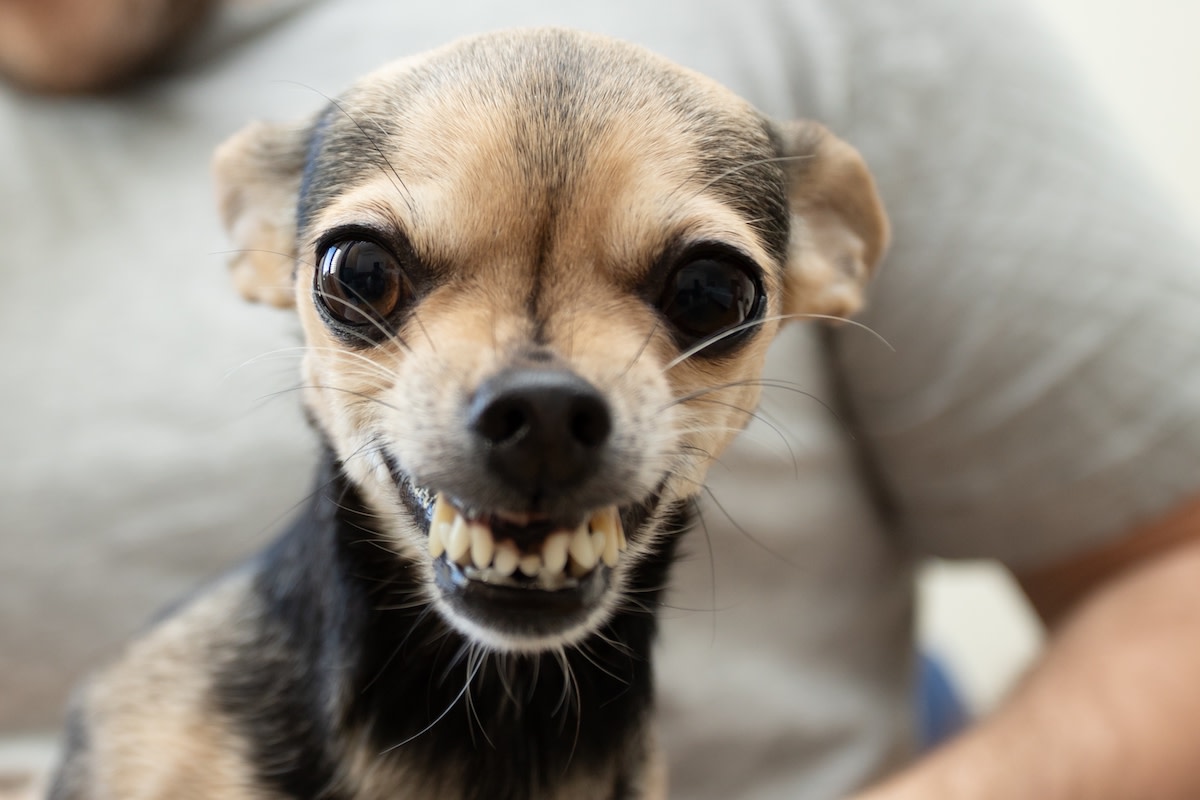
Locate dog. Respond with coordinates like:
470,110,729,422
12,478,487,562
47,28,887,800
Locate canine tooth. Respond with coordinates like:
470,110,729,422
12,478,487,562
429,523,446,558
601,525,619,568
432,493,455,526
446,516,471,564
519,553,542,577
429,494,455,558
590,529,606,557
542,532,569,575
470,523,495,570
568,524,597,571
592,506,626,552
493,541,520,577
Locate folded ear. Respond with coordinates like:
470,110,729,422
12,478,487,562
212,120,310,308
776,121,889,320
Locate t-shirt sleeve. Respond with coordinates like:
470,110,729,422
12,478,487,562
822,0,1200,568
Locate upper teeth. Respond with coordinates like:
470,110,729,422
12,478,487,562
428,493,627,586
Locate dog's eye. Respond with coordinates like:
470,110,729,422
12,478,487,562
660,256,763,355
316,240,404,326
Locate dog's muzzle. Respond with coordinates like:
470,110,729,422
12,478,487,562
390,363,653,644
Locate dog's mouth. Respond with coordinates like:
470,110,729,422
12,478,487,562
427,494,626,589
387,459,649,646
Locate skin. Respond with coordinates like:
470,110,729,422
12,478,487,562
0,0,214,92
854,494,1200,799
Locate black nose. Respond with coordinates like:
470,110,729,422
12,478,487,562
468,368,612,500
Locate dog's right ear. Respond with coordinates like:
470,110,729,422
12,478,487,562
212,120,310,308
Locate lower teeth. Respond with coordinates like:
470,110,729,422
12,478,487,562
460,562,579,591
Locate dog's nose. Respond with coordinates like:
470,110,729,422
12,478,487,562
468,368,611,499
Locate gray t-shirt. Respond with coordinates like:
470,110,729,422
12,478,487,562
2,1,1197,797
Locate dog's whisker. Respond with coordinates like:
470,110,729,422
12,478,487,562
663,312,892,373
257,382,403,414
313,287,413,353
669,153,816,206
380,649,483,755
691,499,720,647
279,82,419,220
464,646,496,750
612,317,662,384
700,484,810,574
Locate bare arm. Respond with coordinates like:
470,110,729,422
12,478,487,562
855,496,1200,799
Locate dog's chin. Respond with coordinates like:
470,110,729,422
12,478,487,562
385,462,655,653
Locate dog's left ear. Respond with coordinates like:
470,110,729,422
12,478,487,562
776,121,889,320
212,120,311,308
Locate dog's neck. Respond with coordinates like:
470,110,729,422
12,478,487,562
217,446,683,799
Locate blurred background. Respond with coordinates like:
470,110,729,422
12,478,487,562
921,0,1200,711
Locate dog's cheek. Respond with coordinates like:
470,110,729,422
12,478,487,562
666,349,774,494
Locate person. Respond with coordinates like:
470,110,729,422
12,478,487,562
1,1,1198,798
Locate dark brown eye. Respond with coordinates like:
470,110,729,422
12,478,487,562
659,255,764,355
315,240,404,326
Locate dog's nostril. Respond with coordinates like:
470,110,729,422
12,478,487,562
477,398,533,446
569,395,611,449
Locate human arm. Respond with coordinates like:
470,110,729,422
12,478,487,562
854,496,1200,799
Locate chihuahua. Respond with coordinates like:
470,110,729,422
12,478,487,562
47,28,887,800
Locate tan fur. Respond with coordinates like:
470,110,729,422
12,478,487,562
213,123,311,309
73,575,264,800
777,121,891,320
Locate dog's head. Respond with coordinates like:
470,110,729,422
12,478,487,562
214,29,886,653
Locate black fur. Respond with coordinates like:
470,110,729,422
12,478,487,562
213,446,685,799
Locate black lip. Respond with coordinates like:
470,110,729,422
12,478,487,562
434,558,610,637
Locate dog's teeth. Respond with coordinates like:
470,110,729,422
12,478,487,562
601,526,619,568
588,506,622,566
493,541,520,577
446,516,471,564
470,522,495,570
568,523,597,571
428,498,626,582
432,493,455,526
429,493,455,558
590,529,606,559
519,553,542,577
429,523,446,558
542,532,569,576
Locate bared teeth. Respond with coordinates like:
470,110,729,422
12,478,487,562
429,493,455,558
518,553,542,577
568,523,598,570
469,522,494,569
446,515,471,564
424,496,626,584
493,541,520,577
542,532,570,576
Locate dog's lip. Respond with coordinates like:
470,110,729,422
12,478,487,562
383,452,586,534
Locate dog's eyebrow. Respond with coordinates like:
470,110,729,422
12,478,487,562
297,101,409,239
296,105,333,234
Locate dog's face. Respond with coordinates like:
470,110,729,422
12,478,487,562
214,29,886,653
